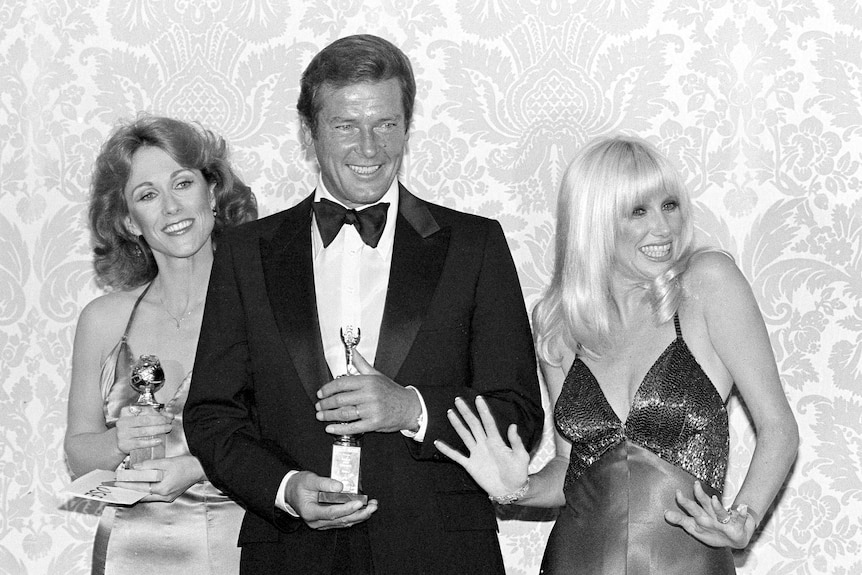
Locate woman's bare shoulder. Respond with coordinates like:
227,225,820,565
77,286,147,336
683,250,746,297
687,249,737,277
682,249,761,336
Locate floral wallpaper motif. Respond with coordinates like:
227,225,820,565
1,1,859,573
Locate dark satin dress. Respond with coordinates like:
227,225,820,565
91,284,244,575
541,314,735,575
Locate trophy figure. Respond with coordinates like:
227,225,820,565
116,354,166,482
318,326,368,505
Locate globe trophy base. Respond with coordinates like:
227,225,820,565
319,431,367,505
318,491,368,505
116,468,164,482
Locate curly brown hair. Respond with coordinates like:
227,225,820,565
89,115,257,290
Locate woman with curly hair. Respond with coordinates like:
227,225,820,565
65,115,257,574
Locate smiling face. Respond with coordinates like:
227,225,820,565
613,188,685,280
123,146,215,261
302,78,408,208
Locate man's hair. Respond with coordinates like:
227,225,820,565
89,114,257,290
297,34,416,136
533,135,697,362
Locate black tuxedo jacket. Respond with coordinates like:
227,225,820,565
186,185,543,574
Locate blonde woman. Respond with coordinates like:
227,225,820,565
437,136,798,574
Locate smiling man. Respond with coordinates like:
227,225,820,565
185,35,543,575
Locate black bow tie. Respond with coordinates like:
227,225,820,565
312,198,390,248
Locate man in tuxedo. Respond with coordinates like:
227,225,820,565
185,34,543,575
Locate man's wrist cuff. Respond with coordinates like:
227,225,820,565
401,386,427,440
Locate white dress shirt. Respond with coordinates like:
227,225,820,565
313,181,398,374
276,178,427,513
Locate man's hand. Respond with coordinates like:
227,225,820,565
285,471,378,530
315,351,421,435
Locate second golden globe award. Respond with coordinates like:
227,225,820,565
319,326,368,505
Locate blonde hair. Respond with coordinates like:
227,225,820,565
533,135,696,363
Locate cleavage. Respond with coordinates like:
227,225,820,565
580,326,677,423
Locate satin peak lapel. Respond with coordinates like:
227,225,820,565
374,188,449,379
260,194,331,402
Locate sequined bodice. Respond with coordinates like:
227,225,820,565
554,315,729,493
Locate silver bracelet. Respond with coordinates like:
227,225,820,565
488,477,530,505
727,503,761,528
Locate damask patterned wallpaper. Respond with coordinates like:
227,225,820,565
1,1,859,573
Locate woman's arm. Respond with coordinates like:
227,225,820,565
435,355,573,509
516,357,571,508
666,253,799,547
65,299,128,477
64,298,174,478
706,255,799,518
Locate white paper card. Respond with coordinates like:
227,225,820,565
63,469,148,505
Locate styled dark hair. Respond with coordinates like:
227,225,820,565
88,114,257,290
297,34,416,136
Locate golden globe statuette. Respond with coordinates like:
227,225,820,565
318,326,368,505
116,354,166,482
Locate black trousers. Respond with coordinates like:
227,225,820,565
331,522,373,575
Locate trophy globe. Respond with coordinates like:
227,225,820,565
130,354,165,407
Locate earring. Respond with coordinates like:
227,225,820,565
212,207,217,217
134,235,147,259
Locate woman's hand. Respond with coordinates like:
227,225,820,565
664,481,757,549
115,406,174,455
118,455,206,503
434,396,530,499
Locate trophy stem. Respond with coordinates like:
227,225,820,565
340,325,361,375
136,386,161,408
